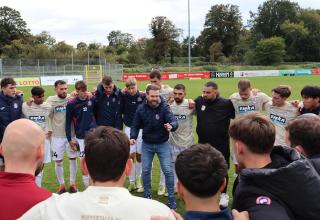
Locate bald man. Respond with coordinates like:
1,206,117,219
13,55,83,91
0,119,52,220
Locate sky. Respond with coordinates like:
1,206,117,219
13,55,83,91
1,0,320,46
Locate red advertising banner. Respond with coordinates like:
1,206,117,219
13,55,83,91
123,71,210,81
312,69,320,75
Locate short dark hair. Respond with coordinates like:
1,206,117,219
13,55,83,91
174,84,185,91
301,86,320,99
102,75,113,85
31,86,45,97
175,144,227,198
75,80,87,91
1,77,16,88
146,84,160,94
238,79,251,91
229,112,275,154
150,69,161,80
204,81,218,89
286,115,320,157
54,80,66,87
84,126,130,182
272,85,291,98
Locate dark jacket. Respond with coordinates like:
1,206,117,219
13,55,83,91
130,97,178,144
233,146,320,220
195,96,235,164
94,83,123,130
0,92,23,142
122,91,146,127
65,97,97,141
309,154,320,174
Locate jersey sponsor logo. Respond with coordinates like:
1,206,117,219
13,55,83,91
270,114,286,125
29,115,46,122
256,196,272,205
55,106,66,113
0,107,5,110
175,114,187,121
238,105,255,113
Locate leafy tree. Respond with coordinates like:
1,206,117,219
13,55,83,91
76,42,87,50
34,31,56,47
249,0,300,39
51,41,74,58
0,6,30,53
197,4,242,58
181,36,197,57
255,37,285,65
209,41,224,62
149,16,181,63
107,30,134,49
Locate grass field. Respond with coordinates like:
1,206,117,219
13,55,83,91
17,75,320,214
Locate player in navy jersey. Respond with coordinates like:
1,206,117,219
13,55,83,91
122,77,146,192
66,80,97,188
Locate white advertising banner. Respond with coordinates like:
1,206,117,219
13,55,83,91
234,70,279,78
40,75,83,86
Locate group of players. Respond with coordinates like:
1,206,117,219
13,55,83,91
0,69,320,212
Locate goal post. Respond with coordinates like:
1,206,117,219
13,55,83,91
85,65,102,83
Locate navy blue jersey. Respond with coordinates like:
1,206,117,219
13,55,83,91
0,92,23,142
300,106,320,116
65,96,96,141
94,83,123,130
122,91,146,127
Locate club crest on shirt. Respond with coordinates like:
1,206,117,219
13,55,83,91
201,105,206,111
112,98,116,102
256,196,272,205
83,107,88,112
13,103,18,109
137,97,142,102
88,100,92,106
155,114,160,120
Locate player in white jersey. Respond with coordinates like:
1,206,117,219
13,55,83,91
265,86,299,146
22,86,52,187
47,80,78,194
229,79,271,174
169,84,195,187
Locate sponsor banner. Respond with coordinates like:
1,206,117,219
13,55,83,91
279,69,312,76
234,70,279,78
14,77,41,87
312,69,320,75
210,71,234,78
40,75,83,86
122,72,210,81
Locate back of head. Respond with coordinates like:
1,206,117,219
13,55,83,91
1,119,45,164
149,69,161,80
175,144,227,198
286,115,320,157
84,126,130,182
229,112,275,154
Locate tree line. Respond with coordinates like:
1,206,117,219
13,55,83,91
1,0,320,65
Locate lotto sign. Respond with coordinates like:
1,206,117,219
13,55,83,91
15,77,41,87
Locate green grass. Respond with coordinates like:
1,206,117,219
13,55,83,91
17,75,320,215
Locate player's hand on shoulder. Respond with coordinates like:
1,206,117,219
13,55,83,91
232,209,249,220
69,140,79,151
188,99,195,109
26,98,34,106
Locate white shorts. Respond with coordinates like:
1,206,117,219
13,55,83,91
43,139,51,164
170,143,186,162
51,137,78,161
76,138,85,158
125,127,142,154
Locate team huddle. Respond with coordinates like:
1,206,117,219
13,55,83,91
0,69,320,220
